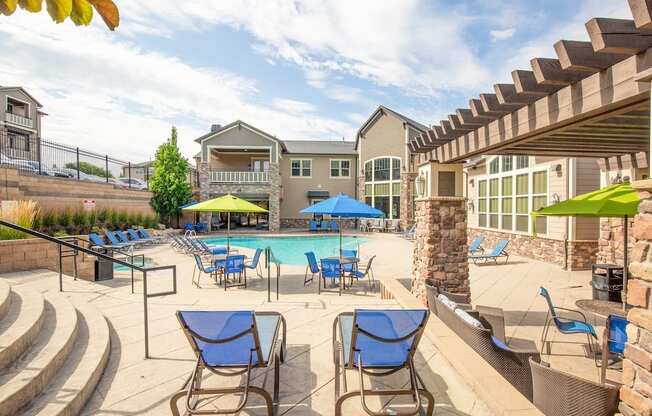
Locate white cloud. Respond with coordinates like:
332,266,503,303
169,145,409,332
490,28,516,42
272,98,317,114
325,86,364,104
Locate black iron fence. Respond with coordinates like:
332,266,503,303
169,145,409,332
0,132,199,190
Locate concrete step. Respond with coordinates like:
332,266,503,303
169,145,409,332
0,285,46,370
18,301,111,416
0,280,12,320
0,293,79,416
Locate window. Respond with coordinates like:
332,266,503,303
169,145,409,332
330,160,350,177
489,178,499,228
515,174,529,232
364,161,372,181
516,155,529,170
478,179,487,227
532,171,548,234
489,158,500,174
7,131,30,151
392,158,401,180
502,156,513,172
374,158,390,181
290,159,311,177
501,176,513,230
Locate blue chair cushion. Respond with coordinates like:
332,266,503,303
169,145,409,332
180,311,280,367
491,335,512,351
350,270,365,279
555,318,597,338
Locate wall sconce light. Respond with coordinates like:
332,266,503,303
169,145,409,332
552,164,562,177
469,178,475,186
552,193,561,204
467,200,475,213
415,174,426,197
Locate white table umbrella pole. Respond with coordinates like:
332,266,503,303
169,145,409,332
227,212,231,253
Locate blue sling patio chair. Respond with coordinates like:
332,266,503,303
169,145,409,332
138,228,166,243
196,238,228,256
245,248,264,278
105,231,134,248
169,310,286,416
319,258,342,295
304,252,319,285
224,255,246,290
340,249,357,276
127,228,153,245
539,287,598,359
600,314,628,384
115,230,146,248
468,235,485,255
349,255,376,291
192,254,222,287
320,220,330,232
469,239,509,264
333,309,434,416
309,220,318,232
331,220,339,232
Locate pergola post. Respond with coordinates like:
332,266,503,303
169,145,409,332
412,161,469,305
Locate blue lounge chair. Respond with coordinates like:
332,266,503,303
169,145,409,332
88,233,123,250
115,230,146,248
331,220,339,232
245,248,263,278
138,228,165,243
224,255,246,290
468,235,485,254
127,228,153,245
600,314,628,384
309,220,318,232
340,249,357,275
195,238,228,255
539,287,598,357
319,258,341,295
105,231,134,248
304,252,319,285
469,239,509,264
401,223,416,239
349,255,376,290
191,254,222,287
320,220,329,232
170,310,286,416
333,309,433,416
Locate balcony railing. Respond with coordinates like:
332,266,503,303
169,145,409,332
5,112,34,129
209,170,270,184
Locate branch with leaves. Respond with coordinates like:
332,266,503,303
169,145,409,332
1,0,119,30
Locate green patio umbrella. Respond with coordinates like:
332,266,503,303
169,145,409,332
531,182,640,305
183,194,268,251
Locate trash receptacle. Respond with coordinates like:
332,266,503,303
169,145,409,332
94,257,114,281
591,264,623,302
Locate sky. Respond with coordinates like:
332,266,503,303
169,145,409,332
0,0,633,162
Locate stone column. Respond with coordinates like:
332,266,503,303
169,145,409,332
268,163,281,232
197,162,212,230
620,180,652,415
400,172,417,231
412,196,469,304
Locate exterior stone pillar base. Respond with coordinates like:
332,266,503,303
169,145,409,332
400,172,417,232
412,197,469,304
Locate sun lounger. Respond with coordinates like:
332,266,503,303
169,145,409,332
468,235,485,254
170,310,286,416
333,309,434,415
469,239,509,263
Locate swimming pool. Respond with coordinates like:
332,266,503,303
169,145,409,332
201,235,367,265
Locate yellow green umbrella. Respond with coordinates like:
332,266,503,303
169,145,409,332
183,194,268,251
531,182,640,305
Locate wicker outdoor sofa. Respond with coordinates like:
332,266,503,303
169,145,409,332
433,294,540,401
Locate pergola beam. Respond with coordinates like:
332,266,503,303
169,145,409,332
479,93,521,114
629,0,652,30
494,83,539,105
554,40,628,72
586,18,652,54
530,57,586,85
512,70,561,95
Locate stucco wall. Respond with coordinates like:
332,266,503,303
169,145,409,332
199,123,280,163
208,152,270,171
358,113,407,169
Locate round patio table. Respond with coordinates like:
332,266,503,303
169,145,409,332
324,256,359,290
575,299,629,320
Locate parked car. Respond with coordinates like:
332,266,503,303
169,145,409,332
118,177,148,190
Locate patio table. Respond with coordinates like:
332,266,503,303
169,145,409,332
575,299,628,320
324,256,359,290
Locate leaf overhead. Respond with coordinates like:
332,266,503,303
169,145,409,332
45,0,71,22
70,0,92,25
87,0,118,30
0,0,18,16
18,0,42,12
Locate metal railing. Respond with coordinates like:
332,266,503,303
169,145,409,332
264,247,281,302
0,220,176,358
5,112,34,129
209,170,270,184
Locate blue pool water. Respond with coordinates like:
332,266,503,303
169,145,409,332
114,257,155,272
201,235,367,265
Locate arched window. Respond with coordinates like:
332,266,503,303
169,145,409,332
363,156,401,219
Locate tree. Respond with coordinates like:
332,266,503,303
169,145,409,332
149,127,192,226
64,161,113,178
1,0,119,30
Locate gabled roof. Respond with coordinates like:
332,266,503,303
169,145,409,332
283,140,356,155
193,120,287,151
355,105,427,150
0,86,43,107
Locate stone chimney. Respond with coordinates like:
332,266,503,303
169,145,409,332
210,124,222,132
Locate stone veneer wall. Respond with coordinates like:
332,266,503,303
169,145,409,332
468,228,598,270
620,180,652,415
0,236,95,279
198,162,281,231
400,172,417,231
598,217,634,267
412,197,468,304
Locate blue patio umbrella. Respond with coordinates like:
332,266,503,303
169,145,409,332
301,194,383,293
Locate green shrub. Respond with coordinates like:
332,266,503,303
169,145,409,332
134,212,144,227
87,210,97,227
97,208,109,224
0,200,39,240
41,210,56,229
72,209,88,227
57,210,72,228
117,211,128,228
108,210,119,229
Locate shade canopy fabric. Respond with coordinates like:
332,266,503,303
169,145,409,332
179,200,198,209
300,193,384,218
531,183,639,218
182,194,268,213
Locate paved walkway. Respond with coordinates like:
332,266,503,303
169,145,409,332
0,233,492,416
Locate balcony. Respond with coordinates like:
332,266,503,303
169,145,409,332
5,112,34,129
209,170,270,184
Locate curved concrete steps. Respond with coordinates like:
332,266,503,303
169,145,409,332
0,282,111,416
0,285,46,370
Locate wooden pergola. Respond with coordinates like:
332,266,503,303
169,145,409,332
409,0,652,169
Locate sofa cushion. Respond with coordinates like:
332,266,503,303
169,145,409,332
437,294,457,310
455,308,484,328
